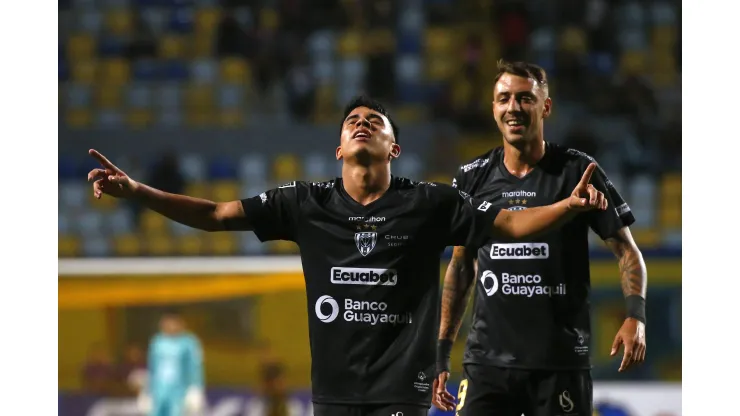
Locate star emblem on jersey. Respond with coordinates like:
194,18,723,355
355,230,377,256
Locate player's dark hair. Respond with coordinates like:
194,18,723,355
341,95,400,144
493,59,549,97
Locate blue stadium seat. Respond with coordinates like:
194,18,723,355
395,54,422,83
217,85,243,109
157,110,184,127
307,30,335,61
127,84,153,109
397,31,422,55
97,110,125,129
169,7,195,33
101,0,131,8
98,36,127,57
396,81,425,104
58,157,80,181
191,59,218,84
304,153,330,182
237,154,267,184
180,154,206,181
142,8,168,35
312,60,335,86
156,83,183,109
162,60,189,81
66,84,92,108
133,59,161,81
83,236,112,257
587,52,615,76
208,157,238,180
78,9,103,33
59,59,70,82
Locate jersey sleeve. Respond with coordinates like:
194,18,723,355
186,336,204,388
587,164,636,240
436,185,501,249
239,181,307,242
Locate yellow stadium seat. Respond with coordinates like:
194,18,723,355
660,173,682,197
141,210,168,235
113,234,141,256
219,109,245,128
659,174,681,229
192,37,214,58
66,109,93,128
178,234,205,255
220,58,251,84
146,235,175,256
185,84,214,109
159,34,186,60
424,28,456,55
126,109,154,128
630,228,661,247
259,8,280,30
211,180,239,201
651,52,677,88
106,9,133,36
426,55,457,81
273,154,301,182
337,30,363,57
268,240,299,255
451,78,473,111
72,61,98,84
619,50,648,76
87,191,119,210
67,34,96,61
366,29,395,55
99,58,130,86
394,105,423,123
59,235,81,257
560,26,588,55
195,8,221,34
186,110,216,127
659,208,681,229
96,86,123,109
312,85,336,123
184,182,211,199
209,233,237,255
652,26,677,49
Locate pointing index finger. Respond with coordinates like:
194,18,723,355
89,149,121,172
578,163,597,187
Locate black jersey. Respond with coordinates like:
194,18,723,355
240,177,501,406
452,143,635,370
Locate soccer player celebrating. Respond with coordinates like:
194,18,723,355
88,96,607,416
432,61,648,416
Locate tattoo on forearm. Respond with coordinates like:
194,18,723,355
440,247,476,341
606,232,647,298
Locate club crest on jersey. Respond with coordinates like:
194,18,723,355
355,232,377,256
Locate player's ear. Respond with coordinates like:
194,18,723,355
389,143,401,160
336,146,343,161
542,97,552,119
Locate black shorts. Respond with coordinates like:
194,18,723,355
455,364,593,416
313,403,428,416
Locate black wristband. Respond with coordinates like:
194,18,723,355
625,295,646,324
436,339,454,374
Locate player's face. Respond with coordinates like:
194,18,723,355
337,107,400,163
160,316,183,334
493,73,551,145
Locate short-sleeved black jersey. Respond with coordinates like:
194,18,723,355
239,177,501,406
452,143,635,370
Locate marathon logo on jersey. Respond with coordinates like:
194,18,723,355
490,243,549,260
348,216,386,223
502,190,537,198
461,158,490,173
314,296,413,326
330,267,398,286
480,270,566,298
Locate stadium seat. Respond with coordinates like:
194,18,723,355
185,84,215,110
184,181,211,199
397,31,422,55
87,187,119,211
394,104,424,122
652,26,677,49
99,58,130,86
66,109,94,128
77,9,103,33
366,29,395,55
195,8,220,34
451,77,473,111
219,109,246,128
156,83,183,109
59,235,81,257
178,234,205,255
107,209,134,236
170,220,197,236
127,109,155,128
59,211,71,235
559,26,588,56
259,8,280,30
651,52,677,88
630,228,661,247
126,84,153,109
114,234,141,256
209,233,237,255
191,59,218,84
180,155,207,181
659,173,681,229
273,154,301,183
238,154,268,184
220,58,251,85
96,110,125,128
96,86,123,109
396,54,422,83
141,209,169,235
169,7,194,33
146,235,175,256
619,50,648,76
209,157,238,180
424,28,456,55
141,7,168,35
98,36,127,57
162,60,190,81
132,59,161,81
67,34,96,61
60,183,88,211
159,34,187,59
79,210,105,237
425,55,457,81
72,61,98,84
65,84,92,109
105,9,133,36
337,30,363,57
83,236,112,257
312,84,337,123
304,153,330,182
217,84,243,108
239,233,264,255
192,36,214,58
630,175,657,227
395,152,423,178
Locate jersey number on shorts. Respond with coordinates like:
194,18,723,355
456,379,468,411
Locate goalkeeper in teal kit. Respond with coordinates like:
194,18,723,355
138,312,206,416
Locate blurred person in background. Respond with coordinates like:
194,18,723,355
139,311,205,416
260,359,289,416
86,95,607,416
118,344,148,396
82,342,117,395
433,60,648,416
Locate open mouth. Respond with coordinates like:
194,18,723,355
353,130,371,140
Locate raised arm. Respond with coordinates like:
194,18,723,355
87,149,251,232
492,163,607,239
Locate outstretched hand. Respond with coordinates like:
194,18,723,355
86,149,138,199
568,163,608,212
432,371,456,412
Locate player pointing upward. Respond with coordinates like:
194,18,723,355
88,96,607,416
